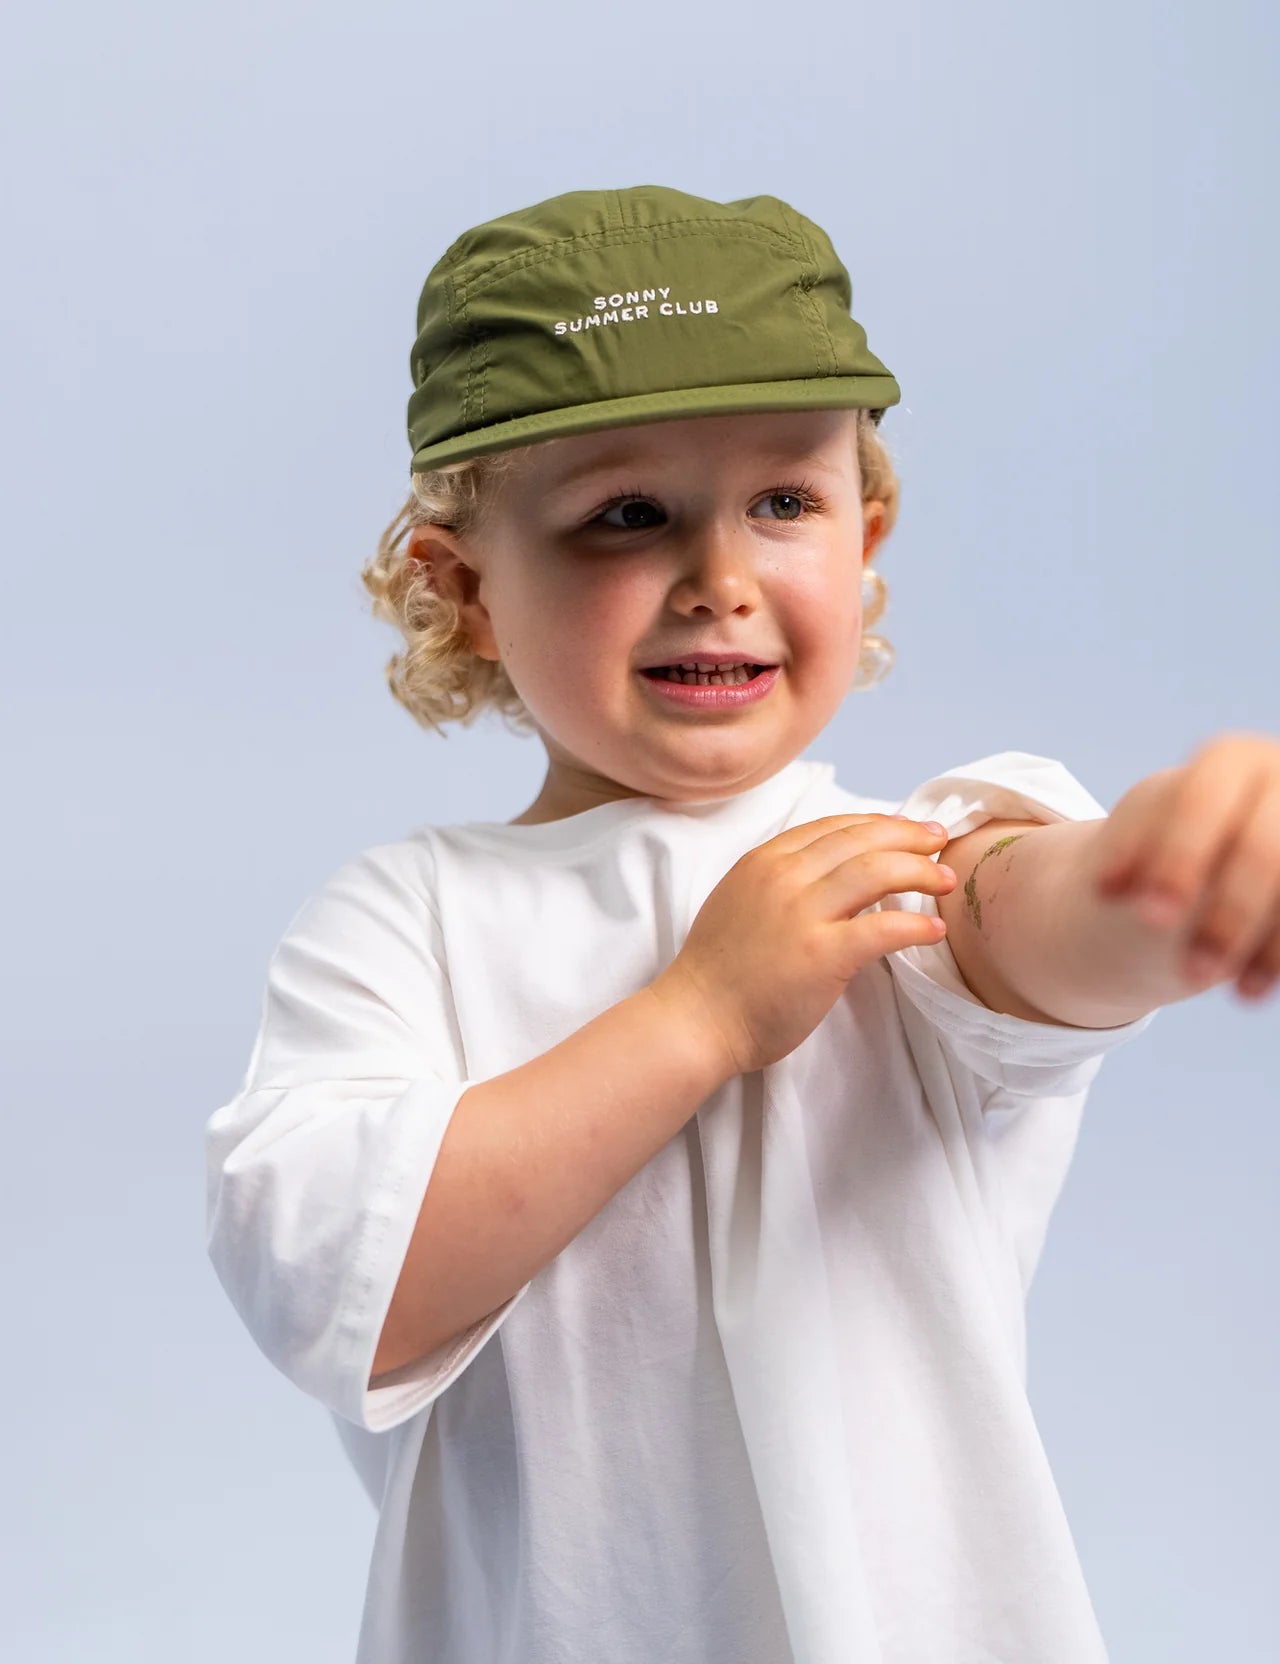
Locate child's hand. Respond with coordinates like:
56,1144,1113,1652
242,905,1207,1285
1092,732,1280,1000
651,814,957,1076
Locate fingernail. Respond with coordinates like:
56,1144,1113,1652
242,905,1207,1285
924,821,948,836
1239,968,1273,999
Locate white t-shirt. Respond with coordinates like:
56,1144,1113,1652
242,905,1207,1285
205,750,1159,1664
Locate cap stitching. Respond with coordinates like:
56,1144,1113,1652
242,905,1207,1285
458,219,804,303
789,280,827,377
456,217,807,304
409,376,899,466
795,228,839,374
441,269,471,422
461,287,475,427
457,280,492,429
441,268,461,352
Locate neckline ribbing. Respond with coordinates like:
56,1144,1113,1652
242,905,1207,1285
443,757,835,855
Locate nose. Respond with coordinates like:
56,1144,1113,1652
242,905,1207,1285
668,518,765,616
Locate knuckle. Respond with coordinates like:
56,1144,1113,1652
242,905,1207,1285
1192,920,1240,961
1199,894,1249,938
1199,887,1267,957
1146,862,1198,904
869,849,913,881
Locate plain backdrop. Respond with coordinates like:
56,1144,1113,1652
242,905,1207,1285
3,1,1277,1658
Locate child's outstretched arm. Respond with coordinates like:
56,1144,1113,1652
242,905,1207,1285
934,732,1280,1029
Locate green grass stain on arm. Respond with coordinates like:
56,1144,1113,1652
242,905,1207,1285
962,834,1028,933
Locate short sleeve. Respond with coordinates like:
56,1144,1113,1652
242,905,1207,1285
203,840,531,1434
874,751,1159,1097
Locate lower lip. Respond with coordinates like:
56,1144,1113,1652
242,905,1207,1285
638,665,781,709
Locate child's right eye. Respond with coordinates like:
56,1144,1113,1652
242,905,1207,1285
592,496,663,531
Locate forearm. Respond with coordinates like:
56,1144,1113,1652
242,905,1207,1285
371,977,733,1381
958,817,1197,1028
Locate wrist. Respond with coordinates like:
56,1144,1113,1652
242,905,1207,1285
645,965,742,1088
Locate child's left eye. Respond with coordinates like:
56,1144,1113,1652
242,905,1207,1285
752,485,824,521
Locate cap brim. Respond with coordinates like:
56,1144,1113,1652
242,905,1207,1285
409,373,900,473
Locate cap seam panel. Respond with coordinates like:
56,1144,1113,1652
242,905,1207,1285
790,280,827,377
462,286,476,427
457,283,493,428
456,218,808,304
797,227,839,374
441,271,469,420
441,270,461,356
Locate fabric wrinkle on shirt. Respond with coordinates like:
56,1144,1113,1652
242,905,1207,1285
204,750,1159,1664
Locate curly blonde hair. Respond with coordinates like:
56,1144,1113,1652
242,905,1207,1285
361,408,902,740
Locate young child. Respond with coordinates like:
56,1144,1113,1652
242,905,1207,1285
204,185,1280,1664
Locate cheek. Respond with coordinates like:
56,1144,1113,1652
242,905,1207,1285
778,564,860,645
774,571,864,692
559,569,650,644
503,570,642,684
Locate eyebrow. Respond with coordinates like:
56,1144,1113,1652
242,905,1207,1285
543,442,847,499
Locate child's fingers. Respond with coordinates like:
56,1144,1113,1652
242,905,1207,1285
1123,760,1259,930
1233,890,1280,995
1094,768,1182,896
1237,931,1280,1000
1176,782,1280,985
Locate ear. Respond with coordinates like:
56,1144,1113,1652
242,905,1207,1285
405,526,501,663
861,499,889,565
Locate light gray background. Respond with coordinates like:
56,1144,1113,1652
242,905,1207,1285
4,1,1277,1658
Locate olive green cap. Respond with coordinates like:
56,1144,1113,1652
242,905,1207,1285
406,184,900,474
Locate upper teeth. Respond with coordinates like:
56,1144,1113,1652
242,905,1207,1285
668,661,752,671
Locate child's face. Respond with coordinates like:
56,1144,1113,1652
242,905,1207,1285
428,407,888,823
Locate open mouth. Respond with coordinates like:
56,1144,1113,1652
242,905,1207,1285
640,664,771,686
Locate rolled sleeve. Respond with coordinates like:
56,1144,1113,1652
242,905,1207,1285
875,750,1159,1097
203,844,529,1433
